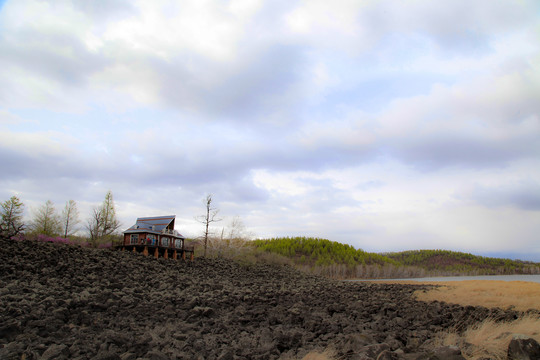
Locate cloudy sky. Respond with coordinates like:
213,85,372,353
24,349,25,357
1,0,539,261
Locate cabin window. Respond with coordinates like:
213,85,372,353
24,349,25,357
147,234,157,245
175,239,183,248
130,234,138,244
161,237,169,247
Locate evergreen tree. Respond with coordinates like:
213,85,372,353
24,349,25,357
0,196,25,240
100,191,120,238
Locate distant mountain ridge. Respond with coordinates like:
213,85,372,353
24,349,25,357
251,237,540,279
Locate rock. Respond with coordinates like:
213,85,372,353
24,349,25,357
339,333,376,353
0,342,25,360
120,352,137,360
217,349,234,360
94,352,122,360
191,306,214,317
376,349,399,360
145,350,169,360
275,330,303,352
508,335,540,360
432,346,466,360
406,337,423,352
0,323,21,341
41,344,68,360
360,343,390,359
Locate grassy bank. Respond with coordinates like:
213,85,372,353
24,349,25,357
415,280,540,360
413,280,540,311
435,314,540,360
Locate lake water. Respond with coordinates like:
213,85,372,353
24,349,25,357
354,274,540,283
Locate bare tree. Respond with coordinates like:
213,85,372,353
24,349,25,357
213,215,254,258
0,196,25,240
86,206,104,247
86,191,121,247
30,200,61,237
221,216,252,246
61,200,80,238
196,194,222,257
225,216,250,242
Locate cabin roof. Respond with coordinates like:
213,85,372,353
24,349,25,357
123,215,184,238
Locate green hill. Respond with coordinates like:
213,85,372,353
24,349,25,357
251,237,540,279
252,236,394,266
384,249,539,275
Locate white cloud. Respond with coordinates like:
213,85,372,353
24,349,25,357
103,0,258,62
285,0,362,36
0,130,80,157
252,169,321,196
1,0,540,260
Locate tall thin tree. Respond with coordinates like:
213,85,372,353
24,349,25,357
86,207,104,247
0,196,25,240
100,190,120,239
61,200,80,238
86,191,121,247
196,194,222,257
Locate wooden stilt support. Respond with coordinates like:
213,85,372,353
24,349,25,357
133,246,136,253
173,250,177,260
143,246,148,256
190,252,194,261
182,251,186,260
121,247,125,251
164,249,168,259
154,247,159,259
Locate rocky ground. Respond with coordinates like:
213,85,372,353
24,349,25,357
0,238,529,359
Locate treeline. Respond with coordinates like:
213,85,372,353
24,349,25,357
384,250,540,275
0,191,121,247
252,237,394,266
251,237,408,279
251,237,540,279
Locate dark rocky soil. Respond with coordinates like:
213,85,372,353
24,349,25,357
0,239,523,359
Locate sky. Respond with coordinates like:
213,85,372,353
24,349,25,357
1,0,539,261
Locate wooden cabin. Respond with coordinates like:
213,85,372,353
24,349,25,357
119,215,194,260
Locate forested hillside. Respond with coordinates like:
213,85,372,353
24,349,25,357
252,237,410,279
251,237,540,279
384,250,540,275
252,237,394,266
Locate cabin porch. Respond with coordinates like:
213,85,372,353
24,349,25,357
118,244,194,261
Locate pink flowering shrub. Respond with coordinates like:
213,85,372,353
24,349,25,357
15,234,118,249
11,234,25,241
19,234,89,247
35,234,73,244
